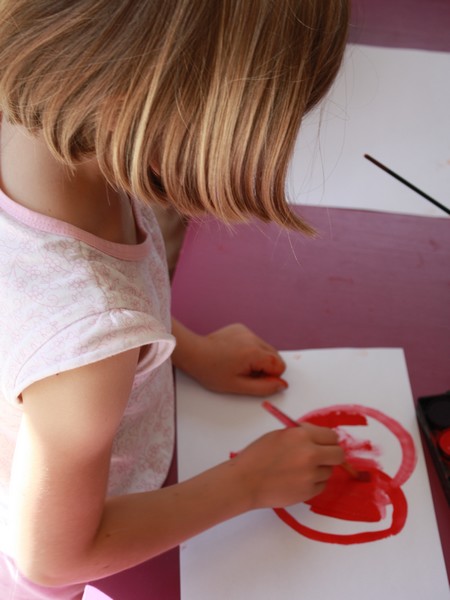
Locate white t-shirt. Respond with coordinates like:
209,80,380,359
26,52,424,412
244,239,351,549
0,188,176,597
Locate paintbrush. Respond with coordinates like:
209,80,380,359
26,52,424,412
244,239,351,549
364,153,450,216
262,400,371,482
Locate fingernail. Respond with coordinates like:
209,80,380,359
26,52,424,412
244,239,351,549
277,379,289,390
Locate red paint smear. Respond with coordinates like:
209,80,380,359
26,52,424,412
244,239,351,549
274,476,408,544
271,404,416,545
302,410,368,428
307,468,385,522
342,436,374,454
298,404,416,487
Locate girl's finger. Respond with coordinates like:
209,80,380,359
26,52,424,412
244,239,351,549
314,465,334,483
249,351,286,377
312,481,328,497
313,444,345,467
236,375,288,397
300,422,340,446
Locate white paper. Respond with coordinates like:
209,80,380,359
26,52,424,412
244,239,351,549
287,45,450,218
177,349,448,599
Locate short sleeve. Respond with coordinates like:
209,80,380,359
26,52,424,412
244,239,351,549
5,309,175,405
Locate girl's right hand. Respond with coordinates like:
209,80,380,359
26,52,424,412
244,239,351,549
230,424,344,510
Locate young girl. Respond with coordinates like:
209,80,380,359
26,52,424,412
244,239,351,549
0,1,349,598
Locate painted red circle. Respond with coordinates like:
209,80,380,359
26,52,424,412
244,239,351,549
272,404,416,545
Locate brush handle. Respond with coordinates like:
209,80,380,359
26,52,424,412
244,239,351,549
262,400,299,428
364,154,450,216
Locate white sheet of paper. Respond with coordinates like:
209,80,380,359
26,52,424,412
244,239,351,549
177,348,448,599
286,45,450,218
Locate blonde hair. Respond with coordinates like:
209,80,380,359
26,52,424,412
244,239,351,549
0,0,349,233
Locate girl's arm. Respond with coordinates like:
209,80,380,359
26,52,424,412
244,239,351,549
13,348,343,587
171,318,288,396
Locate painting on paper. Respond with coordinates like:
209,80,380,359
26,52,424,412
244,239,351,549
177,349,448,599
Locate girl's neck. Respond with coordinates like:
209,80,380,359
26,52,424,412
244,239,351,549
0,119,137,244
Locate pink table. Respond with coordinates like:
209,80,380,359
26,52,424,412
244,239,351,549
350,0,450,52
89,2,450,597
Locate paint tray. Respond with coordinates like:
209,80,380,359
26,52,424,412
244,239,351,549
416,391,450,505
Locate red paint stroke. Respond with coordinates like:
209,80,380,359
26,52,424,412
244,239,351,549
270,404,416,545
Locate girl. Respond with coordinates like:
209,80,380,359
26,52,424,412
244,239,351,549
0,1,349,598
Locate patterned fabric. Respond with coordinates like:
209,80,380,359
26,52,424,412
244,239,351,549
0,188,176,598
0,553,84,600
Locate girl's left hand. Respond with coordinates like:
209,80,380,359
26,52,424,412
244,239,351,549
171,321,288,397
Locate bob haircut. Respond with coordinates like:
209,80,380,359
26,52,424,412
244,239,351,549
0,0,349,233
